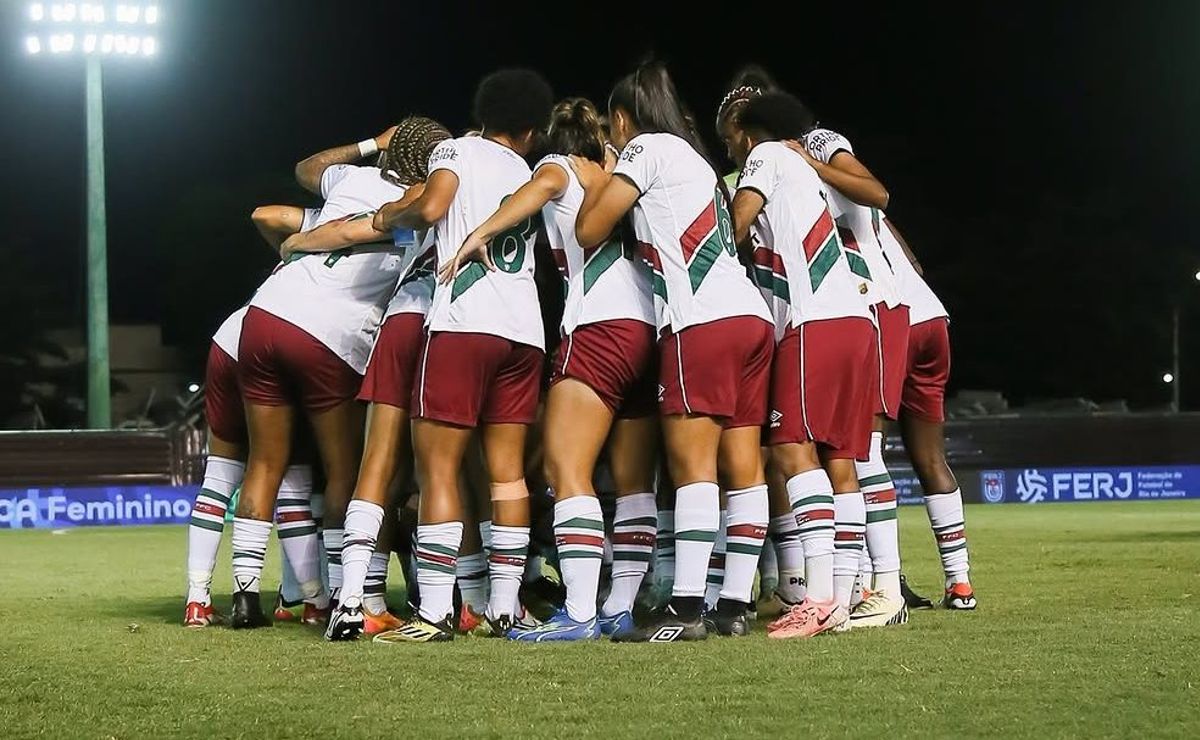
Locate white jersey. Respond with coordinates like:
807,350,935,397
536,155,654,335
877,213,948,325
738,142,872,339
211,208,321,359
425,137,544,350
250,167,407,373
383,229,437,319
613,133,770,334
804,128,900,309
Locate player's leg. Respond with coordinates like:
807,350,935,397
758,457,804,618
599,415,659,636
708,425,768,636
306,397,365,607
455,439,490,632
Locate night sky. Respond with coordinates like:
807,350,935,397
2,1,1197,409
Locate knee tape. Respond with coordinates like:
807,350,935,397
490,479,529,502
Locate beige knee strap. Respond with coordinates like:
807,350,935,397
491,479,529,502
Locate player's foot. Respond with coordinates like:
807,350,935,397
363,605,404,635
901,573,934,609
598,610,636,639
519,576,567,622
943,582,977,610
612,604,706,643
301,602,330,626
849,589,909,628
373,616,454,643
703,599,750,637
767,598,848,639
509,612,600,642
756,591,799,620
183,601,222,628
324,604,364,642
230,591,269,629
470,613,515,638
273,589,301,622
457,604,485,634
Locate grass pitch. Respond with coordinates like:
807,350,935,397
1,502,1197,739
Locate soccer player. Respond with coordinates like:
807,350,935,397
574,62,773,641
878,216,976,609
439,97,658,641
730,92,880,637
314,117,454,641
227,125,409,628
369,69,554,643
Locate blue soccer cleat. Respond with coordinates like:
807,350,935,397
598,610,636,638
509,611,600,642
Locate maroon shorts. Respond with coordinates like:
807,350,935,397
205,342,246,445
412,331,544,427
238,307,362,413
358,312,426,410
659,316,774,428
902,317,951,423
872,302,912,420
551,319,658,418
769,317,877,460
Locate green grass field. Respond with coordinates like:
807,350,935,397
1,502,1197,739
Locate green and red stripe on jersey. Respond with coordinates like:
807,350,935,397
803,210,849,291
638,241,668,300
752,246,790,303
834,222,872,282
680,188,737,293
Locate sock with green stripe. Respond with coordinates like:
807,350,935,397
602,492,656,617
488,524,530,620
925,488,970,587
337,499,384,610
363,552,391,614
858,431,900,595
186,455,243,604
415,522,463,623
704,511,727,609
274,465,322,602
322,527,344,598
654,508,676,596
231,516,272,594
769,513,806,603
456,549,488,613
671,482,719,616
720,485,769,604
554,496,605,622
787,468,835,602
833,490,867,609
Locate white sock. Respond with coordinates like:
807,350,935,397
479,520,493,555
925,488,970,586
554,496,605,622
487,524,530,620
672,482,720,600
186,456,243,604
364,552,390,614
769,513,806,604
833,491,866,609
274,465,322,602
231,517,273,594
322,528,344,593
456,550,488,613
858,432,901,595
415,522,463,623
758,532,779,592
787,469,835,602
654,508,676,592
602,492,656,617
704,512,727,609
338,500,384,610
719,485,769,604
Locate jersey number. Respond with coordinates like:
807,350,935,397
451,199,537,301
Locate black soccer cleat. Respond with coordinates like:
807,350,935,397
612,605,707,643
703,599,751,637
900,573,934,610
230,591,269,629
324,603,364,642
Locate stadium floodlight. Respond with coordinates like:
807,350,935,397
1163,372,1175,384
1194,270,1200,282
21,3,164,428
187,383,201,394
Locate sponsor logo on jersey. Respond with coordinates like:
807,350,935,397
620,143,645,163
743,158,763,179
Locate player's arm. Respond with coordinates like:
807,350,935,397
732,188,766,265
573,157,638,250
374,171,456,232
279,212,387,259
782,141,889,210
251,205,308,250
885,218,923,275
294,125,397,195
438,164,567,283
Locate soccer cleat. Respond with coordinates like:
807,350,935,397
373,616,454,643
849,590,909,628
229,591,269,629
598,610,636,638
301,603,331,626
363,606,404,635
470,613,515,638
324,604,364,642
901,573,934,609
767,598,848,639
519,575,567,622
509,612,600,642
703,599,751,637
612,605,706,643
756,592,798,620
273,589,302,622
943,582,977,610
183,601,222,628
457,604,485,634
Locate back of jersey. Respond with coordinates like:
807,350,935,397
426,137,544,350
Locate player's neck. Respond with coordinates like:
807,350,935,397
485,132,524,156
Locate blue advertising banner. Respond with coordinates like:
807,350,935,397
0,486,199,529
979,466,1200,504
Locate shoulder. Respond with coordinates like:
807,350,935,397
804,128,854,161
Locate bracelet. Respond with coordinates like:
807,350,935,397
357,138,379,158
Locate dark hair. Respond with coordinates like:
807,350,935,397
738,93,817,142
473,68,554,137
545,98,606,162
716,64,782,136
382,116,452,185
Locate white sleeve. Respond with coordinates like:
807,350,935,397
428,139,464,179
613,136,658,194
804,128,855,165
319,164,353,199
300,208,321,232
736,145,781,202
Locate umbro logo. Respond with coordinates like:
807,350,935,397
657,384,666,402
770,409,783,428
648,625,684,642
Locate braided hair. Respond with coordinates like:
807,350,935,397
715,65,780,137
381,116,452,186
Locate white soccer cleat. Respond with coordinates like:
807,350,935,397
849,589,908,628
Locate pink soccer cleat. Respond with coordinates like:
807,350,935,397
767,598,848,639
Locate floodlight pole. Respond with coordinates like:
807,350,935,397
85,53,110,428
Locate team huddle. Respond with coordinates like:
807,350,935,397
183,63,975,644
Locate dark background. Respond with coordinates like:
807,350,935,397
1,0,1197,414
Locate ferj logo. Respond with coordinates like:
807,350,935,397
1016,469,1049,503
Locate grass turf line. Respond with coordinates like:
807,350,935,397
0,502,1197,739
